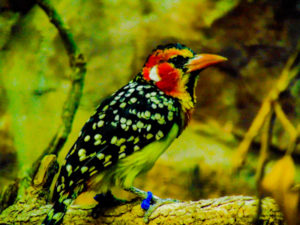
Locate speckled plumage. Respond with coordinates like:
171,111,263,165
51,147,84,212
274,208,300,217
53,79,183,200
42,43,226,225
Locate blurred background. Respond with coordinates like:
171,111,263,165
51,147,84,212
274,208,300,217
0,0,299,206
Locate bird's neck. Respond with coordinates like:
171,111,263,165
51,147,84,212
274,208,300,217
176,91,195,112
174,73,199,113
134,72,196,112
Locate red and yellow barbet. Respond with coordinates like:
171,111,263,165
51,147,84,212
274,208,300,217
41,43,227,225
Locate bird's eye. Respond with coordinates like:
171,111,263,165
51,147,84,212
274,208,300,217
168,55,189,69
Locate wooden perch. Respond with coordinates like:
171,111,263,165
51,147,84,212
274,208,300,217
0,195,284,225
0,156,285,224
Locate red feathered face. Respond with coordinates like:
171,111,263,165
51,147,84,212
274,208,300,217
142,44,227,99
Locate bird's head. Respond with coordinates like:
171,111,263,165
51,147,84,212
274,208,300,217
139,43,227,111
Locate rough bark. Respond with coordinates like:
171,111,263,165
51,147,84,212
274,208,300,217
0,154,285,225
0,194,284,225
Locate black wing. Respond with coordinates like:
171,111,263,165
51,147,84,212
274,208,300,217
53,80,182,200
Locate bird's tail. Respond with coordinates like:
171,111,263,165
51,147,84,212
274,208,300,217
41,196,73,225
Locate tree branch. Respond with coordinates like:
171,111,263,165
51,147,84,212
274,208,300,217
233,45,300,170
0,195,284,225
255,110,275,222
30,0,87,179
0,0,87,207
0,156,284,224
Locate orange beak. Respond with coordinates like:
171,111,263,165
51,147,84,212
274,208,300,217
185,54,227,73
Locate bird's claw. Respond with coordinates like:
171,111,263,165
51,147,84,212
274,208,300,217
141,191,153,210
141,191,179,223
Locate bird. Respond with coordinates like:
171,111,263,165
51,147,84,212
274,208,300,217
41,43,227,225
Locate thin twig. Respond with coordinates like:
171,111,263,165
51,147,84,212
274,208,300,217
254,110,275,223
274,102,298,155
233,100,271,169
234,45,300,170
36,0,78,62
30,0,87,179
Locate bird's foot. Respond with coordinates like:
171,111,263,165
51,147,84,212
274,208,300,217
142,191,179,223
125,187,179,223
92,191,128,218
